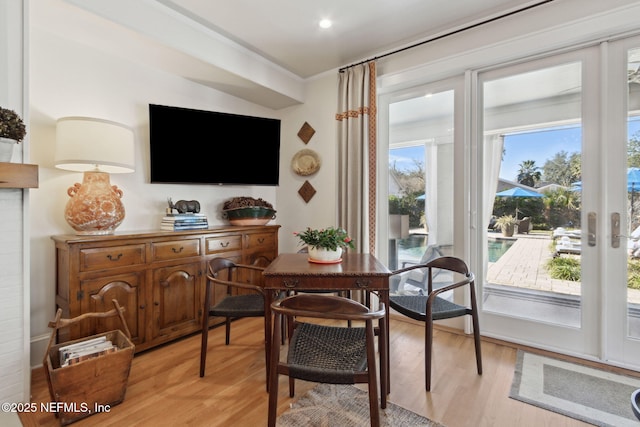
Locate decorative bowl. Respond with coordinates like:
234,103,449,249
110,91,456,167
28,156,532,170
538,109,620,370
222,206,277,226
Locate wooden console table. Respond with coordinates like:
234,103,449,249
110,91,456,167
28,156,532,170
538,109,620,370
262,252,391,392
52,225,279,352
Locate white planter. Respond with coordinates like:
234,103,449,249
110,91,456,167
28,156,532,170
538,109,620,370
308,246,343,262
0,137,17,162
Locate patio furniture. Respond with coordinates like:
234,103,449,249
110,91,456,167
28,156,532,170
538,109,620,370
391,244,443,293
552,227,582,241
267,294,387,427
389,256,482,391
516,217,531,234
555,236,581,256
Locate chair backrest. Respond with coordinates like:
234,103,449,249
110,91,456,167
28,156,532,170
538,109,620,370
206,257,265,296
271,294,385,322
208,257,238,280
424,256,472,295
632,388,640,421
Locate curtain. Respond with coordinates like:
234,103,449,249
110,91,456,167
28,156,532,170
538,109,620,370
484,133,504,230
336,62,377,254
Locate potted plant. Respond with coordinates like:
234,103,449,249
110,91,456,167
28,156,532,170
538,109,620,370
294,226,355,263
495,215,518,237
0,107,26,161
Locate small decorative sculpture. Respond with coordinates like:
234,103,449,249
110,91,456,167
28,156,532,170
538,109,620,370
167,198,201,214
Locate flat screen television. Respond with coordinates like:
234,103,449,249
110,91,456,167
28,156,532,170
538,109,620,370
149,104,280,185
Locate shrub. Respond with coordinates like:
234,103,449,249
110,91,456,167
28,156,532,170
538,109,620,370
546,256,581,281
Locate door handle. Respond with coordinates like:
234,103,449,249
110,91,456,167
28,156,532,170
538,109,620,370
588,212,596,247
611,212,620,248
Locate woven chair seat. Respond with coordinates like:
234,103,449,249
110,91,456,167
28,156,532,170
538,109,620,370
209,293,264,318
287,322,367,384
390,294,469,321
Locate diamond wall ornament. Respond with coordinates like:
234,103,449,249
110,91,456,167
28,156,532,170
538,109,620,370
297,122,315,144
298,180,316,203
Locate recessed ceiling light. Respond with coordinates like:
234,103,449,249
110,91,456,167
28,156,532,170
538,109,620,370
319,19,332,29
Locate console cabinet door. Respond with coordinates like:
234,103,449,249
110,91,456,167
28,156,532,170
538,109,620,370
79,272,145,346
152,262,201,342
244,231,277,265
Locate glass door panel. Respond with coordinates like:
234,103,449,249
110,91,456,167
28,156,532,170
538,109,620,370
385,86,456,296
477,47,601,356
482,61,584,327
626,46,640,342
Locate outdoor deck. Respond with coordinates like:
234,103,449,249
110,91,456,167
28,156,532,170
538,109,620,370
486,231,640,304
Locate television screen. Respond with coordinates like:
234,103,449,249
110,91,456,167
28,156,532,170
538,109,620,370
149,104,280,185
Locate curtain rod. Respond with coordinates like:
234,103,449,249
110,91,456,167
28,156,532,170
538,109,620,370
339,0,556,73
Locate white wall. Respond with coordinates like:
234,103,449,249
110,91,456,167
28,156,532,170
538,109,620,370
0,0,30,407
27,25,284,366
276,73,339,253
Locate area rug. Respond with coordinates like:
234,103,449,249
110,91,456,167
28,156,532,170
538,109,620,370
277,383,444,427
510,350,640,427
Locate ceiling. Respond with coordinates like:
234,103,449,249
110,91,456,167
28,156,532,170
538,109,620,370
34,0,547,109
162,0,541,78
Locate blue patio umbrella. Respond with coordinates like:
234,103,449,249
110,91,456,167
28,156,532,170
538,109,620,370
495,187,543,219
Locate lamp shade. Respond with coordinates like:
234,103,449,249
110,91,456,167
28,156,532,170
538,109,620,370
55,117,135,173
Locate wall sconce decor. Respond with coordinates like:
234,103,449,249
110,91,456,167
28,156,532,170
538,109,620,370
55,117,134,235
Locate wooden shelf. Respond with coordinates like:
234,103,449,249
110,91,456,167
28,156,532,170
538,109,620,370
0,162,38,188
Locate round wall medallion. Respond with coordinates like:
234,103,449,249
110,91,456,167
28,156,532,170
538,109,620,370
291,149,321,176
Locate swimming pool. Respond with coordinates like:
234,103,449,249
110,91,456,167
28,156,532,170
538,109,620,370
488,239,515,262
395,236,514,265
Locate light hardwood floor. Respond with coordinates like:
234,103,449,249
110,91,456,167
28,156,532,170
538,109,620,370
20,316,636,427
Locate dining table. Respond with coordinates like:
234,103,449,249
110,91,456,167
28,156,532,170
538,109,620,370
262,252,391,393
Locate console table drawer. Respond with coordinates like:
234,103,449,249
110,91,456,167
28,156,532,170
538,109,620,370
266,276,387,291
80,245,146,272
206,235,242,254
246,232,276,251
152,239,201,261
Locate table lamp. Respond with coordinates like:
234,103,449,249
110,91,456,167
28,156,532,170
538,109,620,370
55,117,135,235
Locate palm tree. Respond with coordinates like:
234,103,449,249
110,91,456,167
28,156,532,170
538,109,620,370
517,160,541,187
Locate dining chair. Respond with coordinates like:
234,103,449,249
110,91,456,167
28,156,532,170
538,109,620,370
632,388,640,421
200,257,267,377
389,256,482,391
267,294,387,427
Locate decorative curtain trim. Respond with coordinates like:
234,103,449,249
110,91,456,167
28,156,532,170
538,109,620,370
335,106,373,121
367,62,377,254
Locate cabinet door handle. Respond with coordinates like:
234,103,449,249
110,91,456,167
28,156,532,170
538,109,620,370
257,238,265,244
106,253,123,261
172,246,184,253
220,241,230,248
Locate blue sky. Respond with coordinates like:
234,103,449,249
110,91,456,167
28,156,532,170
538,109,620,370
501,118,640,181
390,117,640,179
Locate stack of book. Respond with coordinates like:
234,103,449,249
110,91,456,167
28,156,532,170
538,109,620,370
59,336,118,367
161,213,209,231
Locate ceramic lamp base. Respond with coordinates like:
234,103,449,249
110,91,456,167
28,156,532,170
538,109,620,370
64,171,125,235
